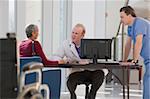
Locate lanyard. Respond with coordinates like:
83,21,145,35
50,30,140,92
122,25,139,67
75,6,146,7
32,41,36,56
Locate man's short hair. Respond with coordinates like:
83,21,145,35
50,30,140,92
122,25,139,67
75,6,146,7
25,24,37,38
120,6,136,17
75,23,86,34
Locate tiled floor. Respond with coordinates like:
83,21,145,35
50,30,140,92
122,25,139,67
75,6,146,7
60,82,142,99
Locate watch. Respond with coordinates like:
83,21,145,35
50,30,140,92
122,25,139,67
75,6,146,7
132,60,138,64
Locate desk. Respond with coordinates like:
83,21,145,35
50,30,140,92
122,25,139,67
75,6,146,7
46,63,142,99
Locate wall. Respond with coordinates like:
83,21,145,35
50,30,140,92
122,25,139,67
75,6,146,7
72,0,95,38
0,0,9,38
16,0,42,42
95,0,106,38
16,0,26,41
41,0,53,57
72,0,106,38
129,0,150,20
26,0,42,41
105,0,125,38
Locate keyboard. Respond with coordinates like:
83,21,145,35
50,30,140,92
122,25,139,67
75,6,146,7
90,61,119,65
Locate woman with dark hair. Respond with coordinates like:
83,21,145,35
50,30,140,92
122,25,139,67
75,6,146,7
20,24,64,66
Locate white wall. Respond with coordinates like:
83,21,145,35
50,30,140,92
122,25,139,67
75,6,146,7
41,0,53,57
16,0,42,42
52,0,61,53
71,0,125,39
16,0,26,41
0,0,9,38
129,0,150,20
72,0,107,39
106,0,124,38
72,0,96,38
95,0,106,38
26,0,42,41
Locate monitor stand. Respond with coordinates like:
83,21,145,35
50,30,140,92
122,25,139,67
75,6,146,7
92,55,108,64
93,57,98,64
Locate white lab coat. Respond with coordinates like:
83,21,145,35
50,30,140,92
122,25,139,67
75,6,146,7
50,40,86,74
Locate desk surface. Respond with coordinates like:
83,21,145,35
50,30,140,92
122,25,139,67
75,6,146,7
45,63,142,69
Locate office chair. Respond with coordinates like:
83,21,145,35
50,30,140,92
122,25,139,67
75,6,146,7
84,81,91,99
76,69,108,99
77,80,91,99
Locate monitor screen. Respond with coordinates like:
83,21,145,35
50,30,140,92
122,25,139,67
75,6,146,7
80,39,112,63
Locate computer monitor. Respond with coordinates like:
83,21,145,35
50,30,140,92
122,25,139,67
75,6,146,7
80,39,112,64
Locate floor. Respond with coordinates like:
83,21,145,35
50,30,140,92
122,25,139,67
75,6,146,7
60,82,142,99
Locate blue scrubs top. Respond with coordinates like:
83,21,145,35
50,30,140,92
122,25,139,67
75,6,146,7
127,17,150,64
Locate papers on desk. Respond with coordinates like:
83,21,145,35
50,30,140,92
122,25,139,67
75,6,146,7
79,59,89,65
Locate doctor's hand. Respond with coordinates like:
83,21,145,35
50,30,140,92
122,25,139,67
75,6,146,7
79,59,89,65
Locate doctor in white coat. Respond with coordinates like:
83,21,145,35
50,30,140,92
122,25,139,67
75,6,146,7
51,24,104,99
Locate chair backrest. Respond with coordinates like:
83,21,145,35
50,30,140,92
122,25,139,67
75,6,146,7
20,56,42,86
19,56,61,99
20,56,42,72
19,59,50,99
84,81,91,99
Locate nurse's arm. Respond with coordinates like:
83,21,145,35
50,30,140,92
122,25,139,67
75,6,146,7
123,36,132,62
133,34,143,62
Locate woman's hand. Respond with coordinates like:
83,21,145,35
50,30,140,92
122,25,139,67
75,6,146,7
58,60,66,64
